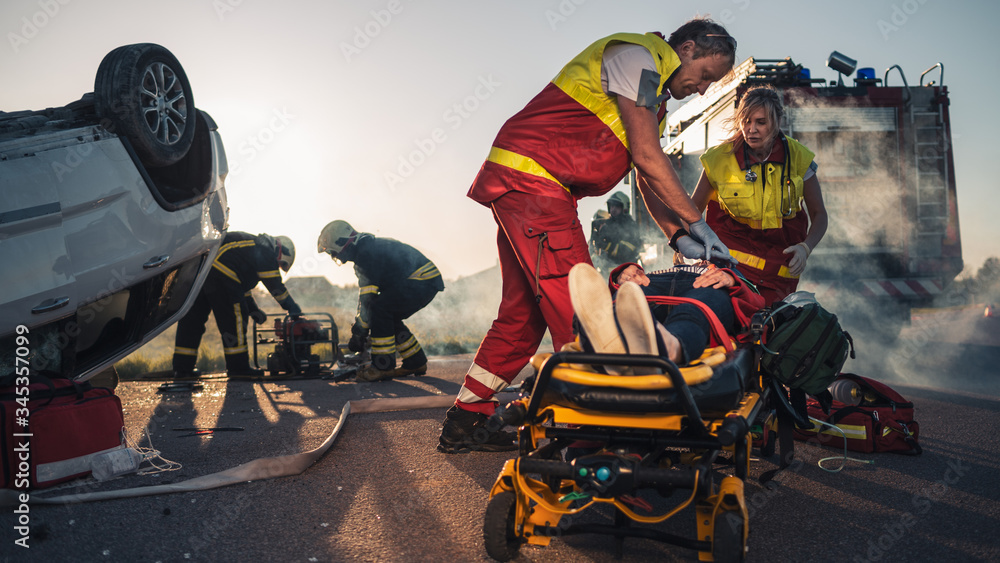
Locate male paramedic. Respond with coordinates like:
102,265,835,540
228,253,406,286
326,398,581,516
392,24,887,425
437,18,740,453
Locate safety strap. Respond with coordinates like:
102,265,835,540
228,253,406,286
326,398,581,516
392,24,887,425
644,295,735,352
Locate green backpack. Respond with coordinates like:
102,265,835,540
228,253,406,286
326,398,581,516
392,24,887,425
759,296,855,396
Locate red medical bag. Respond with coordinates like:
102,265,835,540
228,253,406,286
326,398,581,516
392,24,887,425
1,377,124,489
794,373,921,455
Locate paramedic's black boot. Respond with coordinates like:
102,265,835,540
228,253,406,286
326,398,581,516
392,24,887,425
437,406,517,453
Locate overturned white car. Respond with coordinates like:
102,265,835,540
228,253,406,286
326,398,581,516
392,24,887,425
0,43,229,382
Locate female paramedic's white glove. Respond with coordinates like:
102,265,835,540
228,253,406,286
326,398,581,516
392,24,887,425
783,242,811,276
687,220,737,265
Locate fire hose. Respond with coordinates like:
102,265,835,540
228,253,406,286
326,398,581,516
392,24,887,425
0,394,461,506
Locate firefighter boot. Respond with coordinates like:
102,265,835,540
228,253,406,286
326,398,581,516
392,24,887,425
172,352,202,379
225,355,264,378
356,354,396,382
437,406,517,453
395,328,428,377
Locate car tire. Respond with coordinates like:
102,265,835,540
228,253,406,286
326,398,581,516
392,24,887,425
94,43,196,167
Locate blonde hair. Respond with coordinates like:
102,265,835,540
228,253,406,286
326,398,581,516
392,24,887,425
724,85,784,150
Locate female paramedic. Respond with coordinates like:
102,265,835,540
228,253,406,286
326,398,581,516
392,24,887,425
689,85,828,305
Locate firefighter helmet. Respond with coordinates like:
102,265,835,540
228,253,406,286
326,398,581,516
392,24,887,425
607,191,630,214
317,220,358,259
275,235,295,272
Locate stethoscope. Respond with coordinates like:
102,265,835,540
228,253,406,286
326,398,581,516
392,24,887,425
742,134,794,218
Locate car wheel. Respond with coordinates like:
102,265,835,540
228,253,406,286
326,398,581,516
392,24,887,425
95,43,196,167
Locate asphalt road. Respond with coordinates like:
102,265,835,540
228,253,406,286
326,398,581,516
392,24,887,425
2,348,999,563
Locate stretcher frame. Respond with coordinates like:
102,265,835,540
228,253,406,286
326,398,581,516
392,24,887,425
483,295,771,562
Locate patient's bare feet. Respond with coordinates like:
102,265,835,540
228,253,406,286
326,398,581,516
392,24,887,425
569,264,628,374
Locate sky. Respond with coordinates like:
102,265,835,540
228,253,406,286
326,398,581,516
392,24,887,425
3,0,998,288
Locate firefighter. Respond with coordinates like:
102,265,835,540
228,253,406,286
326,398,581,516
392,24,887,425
172,232,301,377
689,85,829,304
590,191,643,276
437,19,739,453
317,220,444,382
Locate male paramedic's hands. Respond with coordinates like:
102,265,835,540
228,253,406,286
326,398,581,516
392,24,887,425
783,242,811,276
250,310,267,324
688,219,738,265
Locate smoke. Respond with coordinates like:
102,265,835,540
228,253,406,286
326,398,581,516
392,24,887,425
406,265,504,355
782,88,985,391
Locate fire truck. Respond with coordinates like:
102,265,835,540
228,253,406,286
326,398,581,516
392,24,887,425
634,54,962,337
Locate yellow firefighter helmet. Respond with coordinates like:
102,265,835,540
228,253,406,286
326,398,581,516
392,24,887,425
317,220,358,260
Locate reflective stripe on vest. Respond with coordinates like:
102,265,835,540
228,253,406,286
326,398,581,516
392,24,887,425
487,146,568,191
730,249,799,279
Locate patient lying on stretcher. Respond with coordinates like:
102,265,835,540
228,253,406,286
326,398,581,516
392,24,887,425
569,261,765,370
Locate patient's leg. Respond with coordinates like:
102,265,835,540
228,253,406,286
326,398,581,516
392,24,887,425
656,287,735,364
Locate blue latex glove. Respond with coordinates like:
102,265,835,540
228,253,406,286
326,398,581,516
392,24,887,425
687,219,737,265
675,234,709,260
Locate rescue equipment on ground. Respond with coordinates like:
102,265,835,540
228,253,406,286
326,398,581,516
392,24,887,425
1,376,124,489
251,312,342,378
795,373,921,455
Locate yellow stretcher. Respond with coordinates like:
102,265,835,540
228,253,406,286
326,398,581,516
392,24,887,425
482,297,771,562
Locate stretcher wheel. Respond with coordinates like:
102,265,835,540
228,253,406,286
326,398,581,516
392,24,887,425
713,510,746,563
483,491,522,561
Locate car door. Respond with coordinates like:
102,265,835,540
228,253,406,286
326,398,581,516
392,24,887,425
0,154,78,339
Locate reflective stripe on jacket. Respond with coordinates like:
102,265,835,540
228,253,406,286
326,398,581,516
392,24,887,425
211,232,300,313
